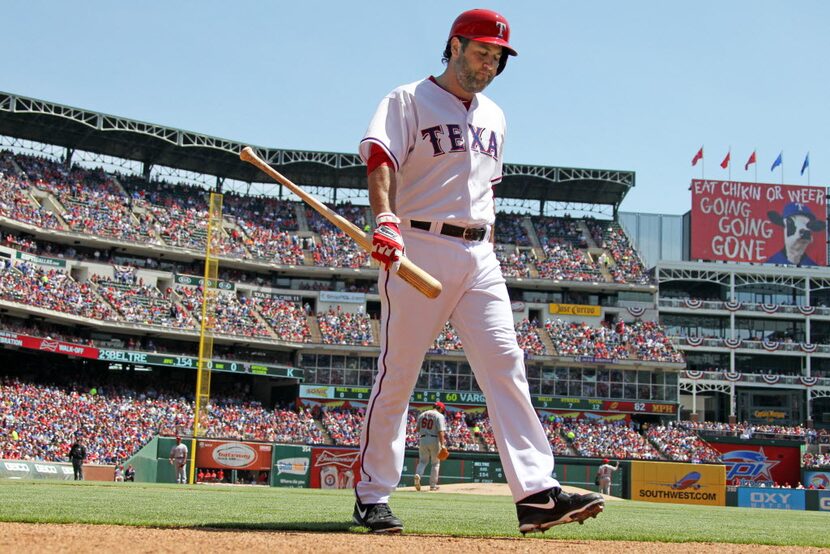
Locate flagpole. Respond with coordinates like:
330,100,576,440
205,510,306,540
754,147,757,183
728,146,732,181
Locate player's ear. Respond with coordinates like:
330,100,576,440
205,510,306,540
450,36,462,58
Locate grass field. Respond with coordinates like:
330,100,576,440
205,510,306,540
0,481,828,547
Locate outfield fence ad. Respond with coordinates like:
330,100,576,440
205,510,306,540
629,461,725,506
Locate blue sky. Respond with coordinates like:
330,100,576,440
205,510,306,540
2,1,827,215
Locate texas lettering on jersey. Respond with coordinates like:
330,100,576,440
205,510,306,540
421,124,499,159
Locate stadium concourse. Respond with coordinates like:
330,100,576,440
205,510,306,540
0,93,828,489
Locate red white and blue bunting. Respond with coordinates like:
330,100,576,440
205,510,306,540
762,340,780,352
798,305,816,316
686,336,704,347
684,298,703,309
761,374,781,385
684,370,704,379
724,371,742,381
627,306,646,318
761,304,779,314
800,343,818,353
800,376,818,387
724,299,742,311
723,337,743,349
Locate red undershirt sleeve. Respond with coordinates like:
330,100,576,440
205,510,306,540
367,143,394,175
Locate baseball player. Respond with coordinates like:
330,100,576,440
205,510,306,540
352,9,604,534
169,436,188,484
596,458,619,496
414,402,447,492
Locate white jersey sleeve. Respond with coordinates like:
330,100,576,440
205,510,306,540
359,79,505,226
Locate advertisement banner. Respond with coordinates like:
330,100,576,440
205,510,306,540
0,460,75,481
319,291,365,304
548,303,602,317
195,440,272,471
175,274,235,290
15,250,67,268
737,487,806,510
309,447,360,489
0,331,99,360
272,444,312,488
690,180,827,265
819,491,830,512
630,461,725,506
708,443,800,486
804,471,830,490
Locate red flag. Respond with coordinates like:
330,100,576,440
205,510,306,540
744,151,757,171
720,151,731,169
691,147,703,166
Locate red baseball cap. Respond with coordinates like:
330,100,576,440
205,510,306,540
435,401,446,410
603,458,609,464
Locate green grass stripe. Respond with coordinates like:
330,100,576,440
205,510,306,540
0,481,827,546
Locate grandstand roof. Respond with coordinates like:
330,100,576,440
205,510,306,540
0,91,634,208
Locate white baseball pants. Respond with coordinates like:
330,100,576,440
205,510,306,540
356,226,559,504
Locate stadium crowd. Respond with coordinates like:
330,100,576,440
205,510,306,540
316,307,373,346
645,423,722,463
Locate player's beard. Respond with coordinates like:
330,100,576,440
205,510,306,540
454,54,495,94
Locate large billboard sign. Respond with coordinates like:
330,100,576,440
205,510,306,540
690,180,827,266
195,440,273,471
707,443,800,486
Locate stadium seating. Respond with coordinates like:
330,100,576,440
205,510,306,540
316,307,373,346
645,423,722,463
558,419,662,460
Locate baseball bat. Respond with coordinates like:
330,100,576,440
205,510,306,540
239,146,442,299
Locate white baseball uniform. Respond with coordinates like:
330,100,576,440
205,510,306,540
170,442,188,484
415,409,446,488
356,77,559,504
597,462,618,495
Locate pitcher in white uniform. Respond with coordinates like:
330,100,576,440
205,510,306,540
351,9,604,535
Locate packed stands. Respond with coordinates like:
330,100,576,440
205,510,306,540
0,157,65,231
0,261,115,321
321,408,363,446
317,307,373,346
247,295,311,343
494,213,531,246
0,376,325,464
495,246,534,278
176,286,271,338
544,319,683,362
431,322,464,352
515,319,547,356
535,241,599,282
559,419,662,460
802,452,830,468
645,423,722,463
539,418,579,456
92,274,193,328
586,220,649,284
307,204,370,269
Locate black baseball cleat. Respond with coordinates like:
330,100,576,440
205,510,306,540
516,488,604,535
353,497,404,534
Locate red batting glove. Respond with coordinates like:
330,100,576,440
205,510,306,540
372,213,404,271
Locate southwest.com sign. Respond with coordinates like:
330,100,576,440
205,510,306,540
630,461,726,506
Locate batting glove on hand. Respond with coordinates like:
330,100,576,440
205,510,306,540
372,212,404,271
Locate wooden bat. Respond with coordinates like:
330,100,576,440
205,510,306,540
240,146,442,299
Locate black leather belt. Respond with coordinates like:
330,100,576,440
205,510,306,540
411,220,487,242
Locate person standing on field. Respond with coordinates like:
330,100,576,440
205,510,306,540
169,436,188,484
68,436,86,481
414,402,447,492
597,458,619,496
351,8,604,535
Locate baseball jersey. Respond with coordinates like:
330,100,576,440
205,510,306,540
597,463,617,479
417,409,447,444
359,78,505,226
170,443,188,464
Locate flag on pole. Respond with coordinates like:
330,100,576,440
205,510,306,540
692,147,703,166
801,152,810,176
771,152,783,171
720,151,731,169
744,151,756,171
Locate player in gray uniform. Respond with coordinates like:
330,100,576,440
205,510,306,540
169,436,188,484
414,402,447,492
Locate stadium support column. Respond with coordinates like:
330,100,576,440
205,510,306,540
729,383,736,424
189,192,223,485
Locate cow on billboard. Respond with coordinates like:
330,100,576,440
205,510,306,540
766,203,826,266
